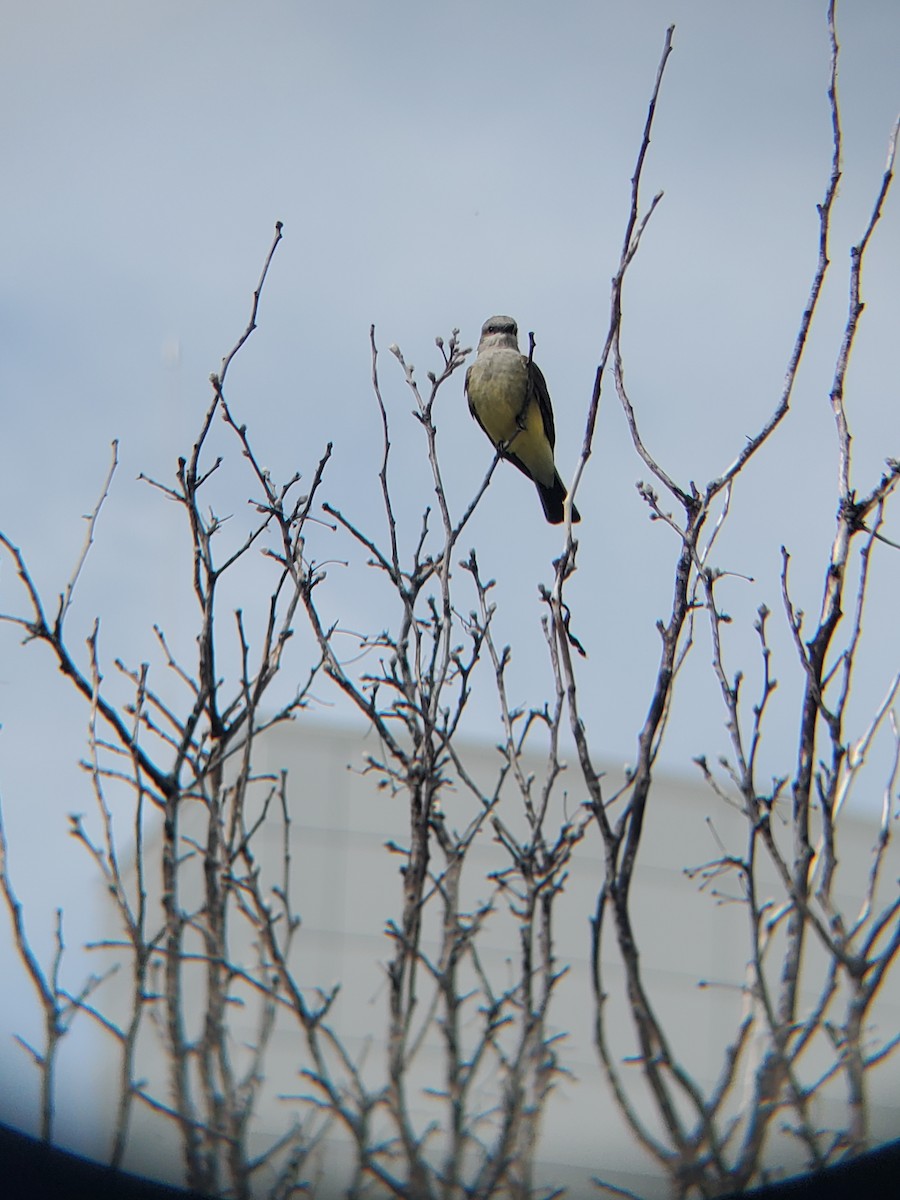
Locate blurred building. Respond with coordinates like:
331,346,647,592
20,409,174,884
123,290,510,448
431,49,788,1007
103,720,900,1198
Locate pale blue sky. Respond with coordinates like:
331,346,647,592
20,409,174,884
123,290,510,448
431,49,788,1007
1,0,899,1161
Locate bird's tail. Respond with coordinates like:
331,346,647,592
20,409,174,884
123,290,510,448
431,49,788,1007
537,474,581,525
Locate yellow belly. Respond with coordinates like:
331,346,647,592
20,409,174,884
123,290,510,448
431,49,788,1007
467,351,556,485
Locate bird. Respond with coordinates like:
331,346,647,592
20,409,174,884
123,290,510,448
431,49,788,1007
464,315,581,525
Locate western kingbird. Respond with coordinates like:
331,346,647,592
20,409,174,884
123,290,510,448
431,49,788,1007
465,315,581,525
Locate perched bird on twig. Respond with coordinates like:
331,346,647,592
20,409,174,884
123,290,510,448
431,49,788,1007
465,315,580,525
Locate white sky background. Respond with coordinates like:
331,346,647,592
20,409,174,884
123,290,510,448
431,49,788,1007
1,0,899,1163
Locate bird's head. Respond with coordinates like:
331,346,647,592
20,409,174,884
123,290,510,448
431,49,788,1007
478,315,519,352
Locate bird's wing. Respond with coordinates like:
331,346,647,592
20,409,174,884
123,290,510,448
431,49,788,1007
524,359,557,451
